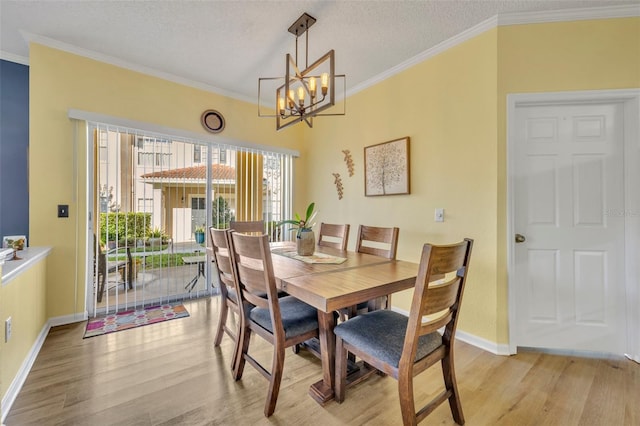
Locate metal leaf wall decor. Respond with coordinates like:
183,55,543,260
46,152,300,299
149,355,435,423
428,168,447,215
342,149,354,177
332,173,344,200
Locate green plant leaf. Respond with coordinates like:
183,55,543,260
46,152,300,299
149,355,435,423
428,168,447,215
305,202,315,221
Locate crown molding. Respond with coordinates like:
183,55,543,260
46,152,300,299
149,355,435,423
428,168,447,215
498,4,640,25
7,4,638,103
20,31,254,104
347,4,639,97
347,15,498,97
0,50,29,66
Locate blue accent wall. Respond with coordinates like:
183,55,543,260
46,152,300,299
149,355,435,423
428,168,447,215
0,59,29,242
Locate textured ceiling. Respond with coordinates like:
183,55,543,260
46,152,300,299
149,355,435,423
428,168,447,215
1,0,637,102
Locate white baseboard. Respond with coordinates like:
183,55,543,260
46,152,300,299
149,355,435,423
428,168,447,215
1,311,87,423
455,330,511,355
625,354,640,364
1,322,50,424
49,311,88,327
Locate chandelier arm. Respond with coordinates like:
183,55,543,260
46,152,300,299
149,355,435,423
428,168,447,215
263,12,343,131
305,18,309,69
281,93,326,118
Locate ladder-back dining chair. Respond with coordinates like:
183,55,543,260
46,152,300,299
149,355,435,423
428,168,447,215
317,222,350,251
355,224,399,259
334,239,474,425
227,231,320,417
210,227,241,371
229,219,264,233
350,225,399,314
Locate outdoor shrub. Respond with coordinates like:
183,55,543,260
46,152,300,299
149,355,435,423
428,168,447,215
100,212,151,244
212,196,233,228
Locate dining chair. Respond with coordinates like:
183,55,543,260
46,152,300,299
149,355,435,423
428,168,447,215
334,238,474,426
228,231,320,417
349,225,399,314
229,219,264,233
317,222,350,251
355,224,399,259
210,227,241,371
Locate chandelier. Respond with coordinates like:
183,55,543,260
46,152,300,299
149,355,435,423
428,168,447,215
258,13,346,131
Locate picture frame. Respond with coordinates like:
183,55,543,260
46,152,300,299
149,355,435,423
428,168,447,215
364,136,410,196
2,235,27,250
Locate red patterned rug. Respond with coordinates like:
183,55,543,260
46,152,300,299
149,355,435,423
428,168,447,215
84,302,189,338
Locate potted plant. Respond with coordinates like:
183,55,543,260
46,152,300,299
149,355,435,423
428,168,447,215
194,225,206,244
280,202,317,256
147,227,165,248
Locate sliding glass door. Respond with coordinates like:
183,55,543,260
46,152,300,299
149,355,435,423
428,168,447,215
87,123,292,316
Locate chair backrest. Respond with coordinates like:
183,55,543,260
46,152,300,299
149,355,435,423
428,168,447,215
229,220,265,234
400,239,473,369
209,228,237,300
317,223,350,251
355,225,399,259
227,232,285,336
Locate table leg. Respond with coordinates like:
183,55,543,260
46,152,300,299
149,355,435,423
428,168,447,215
308,310,336,404
185,261,205,293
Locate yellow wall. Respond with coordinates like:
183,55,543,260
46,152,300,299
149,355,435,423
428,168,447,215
0,259,48,404
303,17,639,345
29,44,303,318
304,29,500,342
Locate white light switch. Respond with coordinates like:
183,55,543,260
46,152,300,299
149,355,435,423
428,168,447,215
435,208,444,222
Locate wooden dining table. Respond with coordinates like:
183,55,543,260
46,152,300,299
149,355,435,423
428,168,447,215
268,242,419,405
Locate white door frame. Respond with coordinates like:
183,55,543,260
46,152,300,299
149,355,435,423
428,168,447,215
507,88,640,360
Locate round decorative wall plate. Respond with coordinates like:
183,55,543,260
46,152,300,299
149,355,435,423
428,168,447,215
201,109,225,133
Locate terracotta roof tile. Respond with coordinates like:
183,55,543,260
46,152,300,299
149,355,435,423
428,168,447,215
141,164,235,181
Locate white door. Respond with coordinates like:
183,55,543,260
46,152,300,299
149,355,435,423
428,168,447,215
513,102,626,353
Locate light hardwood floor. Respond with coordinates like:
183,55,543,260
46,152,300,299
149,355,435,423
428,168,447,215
5,297,639,425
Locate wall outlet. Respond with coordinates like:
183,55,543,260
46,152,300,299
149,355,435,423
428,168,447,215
58,204,69,218
435,208,445,222
5,317,12,342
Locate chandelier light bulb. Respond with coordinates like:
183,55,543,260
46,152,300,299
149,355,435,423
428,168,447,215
279,97,285,115
288,89,295,108
297,86,305,107
309,77,316,98
321,72,329,96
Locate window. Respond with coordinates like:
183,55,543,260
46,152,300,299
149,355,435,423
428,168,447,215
137,198,153,212
191,197,206,210
194,145,202,163
155,153,171,167
138,152,153,166
220,148,227,163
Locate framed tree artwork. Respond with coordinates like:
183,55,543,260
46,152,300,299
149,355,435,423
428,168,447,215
364,136,410,196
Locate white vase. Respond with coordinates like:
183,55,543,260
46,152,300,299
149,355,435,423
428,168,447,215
296,230,315,256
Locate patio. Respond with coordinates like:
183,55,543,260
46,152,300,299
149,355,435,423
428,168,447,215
96,240,219,311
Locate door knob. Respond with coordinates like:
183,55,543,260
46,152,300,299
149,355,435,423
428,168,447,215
515,234,526,243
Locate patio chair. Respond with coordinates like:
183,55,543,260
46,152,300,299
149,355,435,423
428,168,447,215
95,237,133,302
334,239,474,425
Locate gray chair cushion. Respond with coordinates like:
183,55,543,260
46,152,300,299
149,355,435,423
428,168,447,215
250,296,318,339
334,310,442,368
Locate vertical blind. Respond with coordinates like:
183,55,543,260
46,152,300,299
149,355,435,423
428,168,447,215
89,121,293,316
